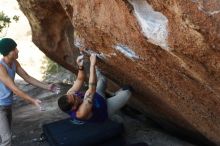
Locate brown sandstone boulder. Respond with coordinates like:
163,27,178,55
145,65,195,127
17,0,220,145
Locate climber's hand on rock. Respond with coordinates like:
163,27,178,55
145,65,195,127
76,55,84,67
90,54,96,66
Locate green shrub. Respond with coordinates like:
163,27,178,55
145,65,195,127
0,11,19,35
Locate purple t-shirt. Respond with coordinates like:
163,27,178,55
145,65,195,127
69,92,108,124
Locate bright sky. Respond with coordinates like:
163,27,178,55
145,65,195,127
0,0,45,80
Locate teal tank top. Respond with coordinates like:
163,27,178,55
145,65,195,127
0,59,16,106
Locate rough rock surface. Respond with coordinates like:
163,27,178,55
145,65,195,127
17,0,220,145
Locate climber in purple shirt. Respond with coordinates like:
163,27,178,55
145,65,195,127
58,53,132,123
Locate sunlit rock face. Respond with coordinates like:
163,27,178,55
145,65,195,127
17,0,220,145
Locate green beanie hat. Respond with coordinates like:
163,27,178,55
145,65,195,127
0,38,17,56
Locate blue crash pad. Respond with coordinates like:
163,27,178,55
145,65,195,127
42,118,124,146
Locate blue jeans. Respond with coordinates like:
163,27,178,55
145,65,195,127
0,105,12,146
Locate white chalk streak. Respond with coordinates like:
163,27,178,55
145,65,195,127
128,0,169,51
114,44,140,61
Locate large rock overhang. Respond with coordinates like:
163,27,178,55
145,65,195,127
17,0,220,145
